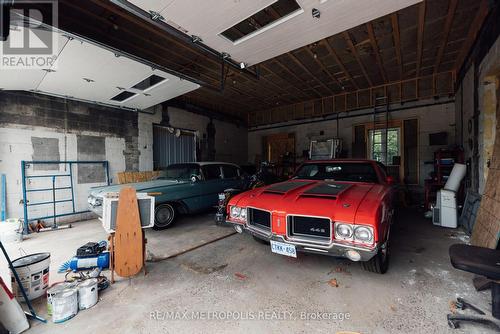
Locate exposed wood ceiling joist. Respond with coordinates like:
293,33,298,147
366,22,388,83
454,0,490,72
286,52,335,95
322,39,359,90
416,1,426,77
434,0,458,73
390,13,403,79
342,31,373,86
51,0,487,120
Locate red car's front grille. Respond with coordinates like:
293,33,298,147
248,208,271,230
288,215,332,243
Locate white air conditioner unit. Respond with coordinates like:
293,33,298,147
432,189,457,228
102,193,155,233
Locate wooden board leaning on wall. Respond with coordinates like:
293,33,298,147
116,171,161,184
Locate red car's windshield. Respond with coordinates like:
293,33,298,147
293,162,379,183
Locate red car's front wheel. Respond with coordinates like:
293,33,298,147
362,242,389,274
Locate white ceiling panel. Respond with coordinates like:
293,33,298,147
37,39,154,103
131,0,421,65
0,27,199,110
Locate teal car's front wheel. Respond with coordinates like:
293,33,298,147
154,203,176,230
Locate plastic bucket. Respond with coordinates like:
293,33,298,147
77,278,98,310
11,253,50,302
52,288,78,323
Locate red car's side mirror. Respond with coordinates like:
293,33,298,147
386,176,395,185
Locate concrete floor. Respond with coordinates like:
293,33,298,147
1,209,496,334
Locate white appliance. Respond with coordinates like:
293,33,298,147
102,193,155,233
309,139,342,160
432,189,458,228
432,163,466,228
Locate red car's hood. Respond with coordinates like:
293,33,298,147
232,179,387,226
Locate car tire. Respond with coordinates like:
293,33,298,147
153,203,176,230
252,235,270,244
362,241,389,274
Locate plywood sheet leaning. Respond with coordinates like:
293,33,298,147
116,171,162,184
471,91,500,248
114,187,144,277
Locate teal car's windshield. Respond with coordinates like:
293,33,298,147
293,162,379,183
158,163,201,180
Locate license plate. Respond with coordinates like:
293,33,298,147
270,240,297,258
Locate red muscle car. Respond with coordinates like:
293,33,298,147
226,159,395,274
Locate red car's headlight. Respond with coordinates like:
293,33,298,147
353,226,373,243
334,223,373,244
230,206,247,221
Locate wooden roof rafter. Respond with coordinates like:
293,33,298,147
322,39,359,90
366,22,388,83
286,52,336,95
390,13,403,79
416,1,426,77
303,44,344,91
434,0,458,73
342,31,373,86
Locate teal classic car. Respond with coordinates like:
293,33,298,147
88,162,248,229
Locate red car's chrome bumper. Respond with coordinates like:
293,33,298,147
227,221,380,262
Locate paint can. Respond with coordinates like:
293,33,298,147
11,252,50,302
51,288,78,323
47,282,75,316
77,278,98,310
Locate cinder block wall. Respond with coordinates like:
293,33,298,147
0,92,249,221
0,91,138,220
